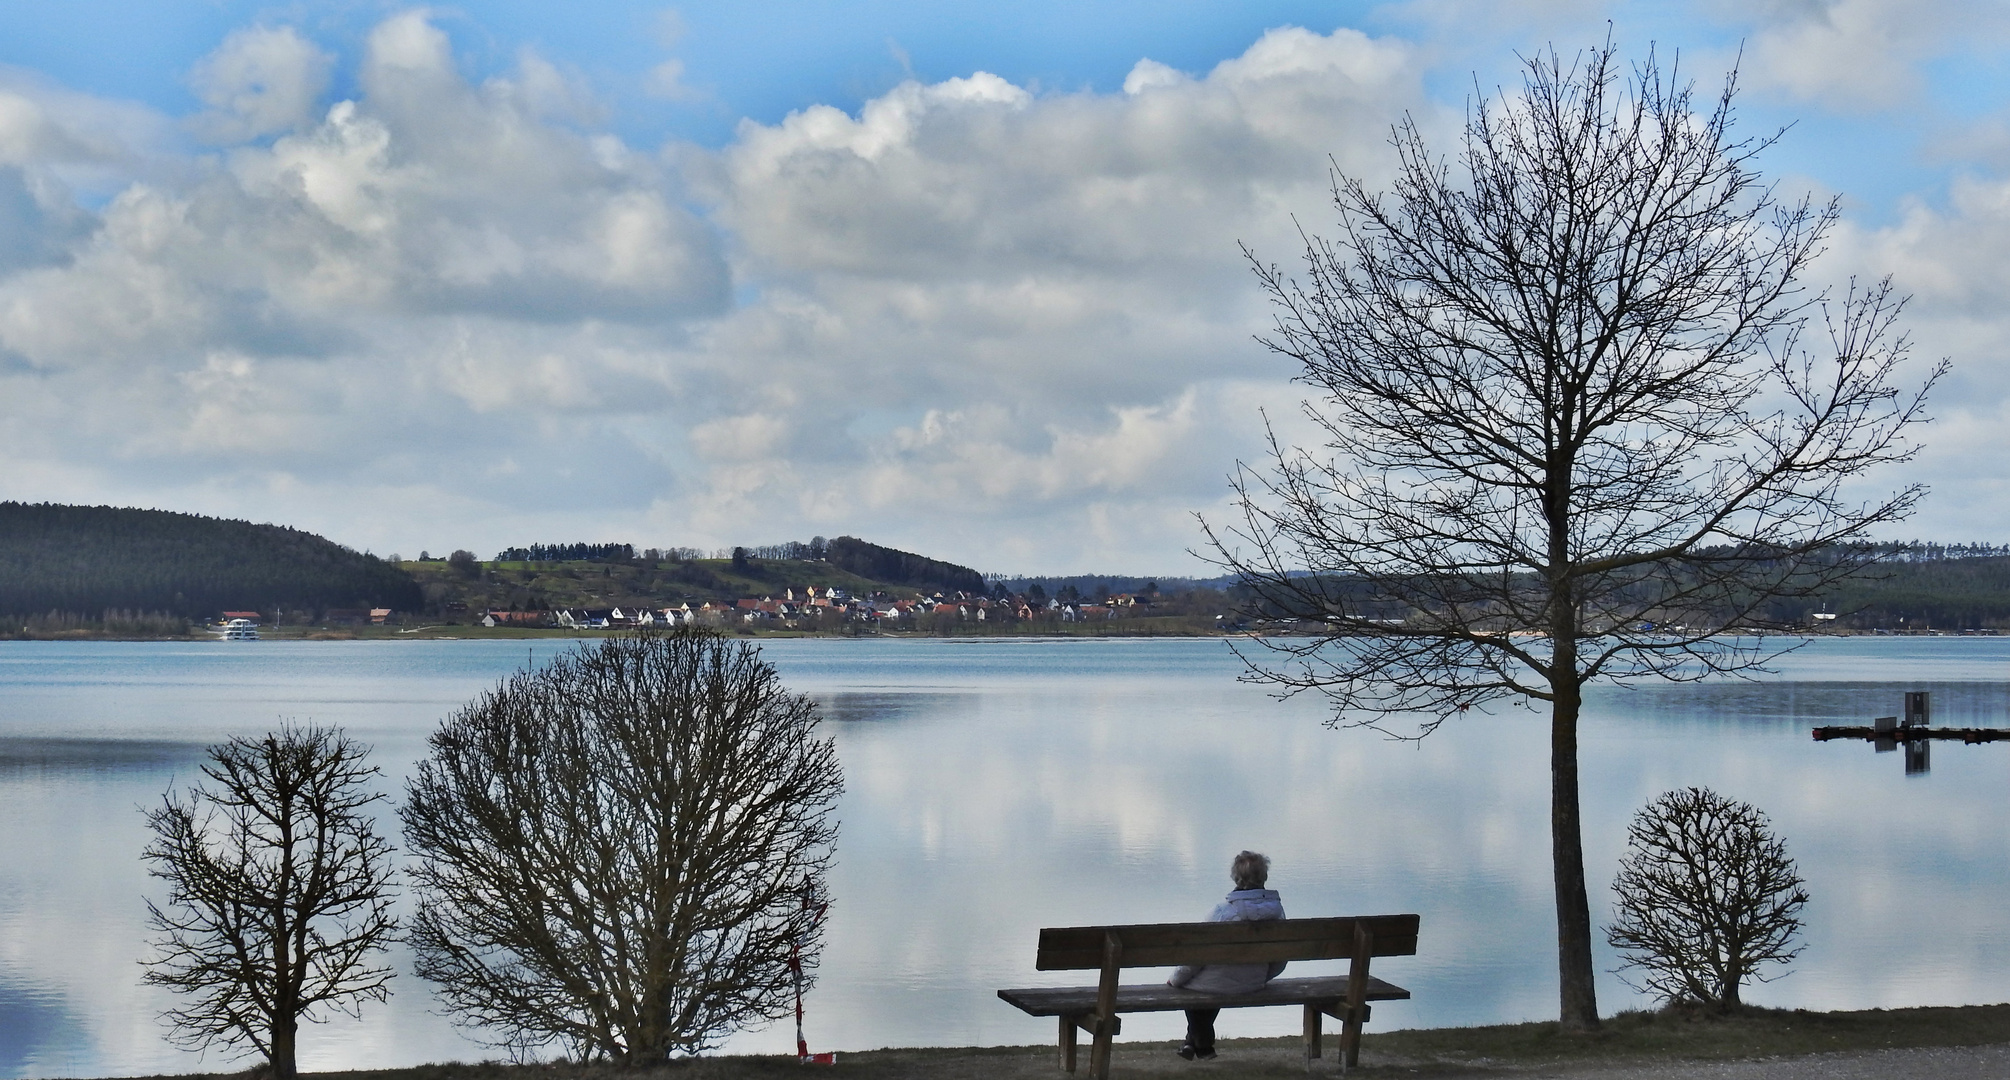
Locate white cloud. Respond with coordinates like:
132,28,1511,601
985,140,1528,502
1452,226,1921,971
0,12,737,554
1725,0,2009,110
0,17,1426,571
188,26,333,143
0,90,107,165
1122,59,1186,96
501,48,606,126
1820,166,2010,539
7,8,1996,573
645,58,700,102
1,10,729,382
643,25,1428,566
714,27,1415,287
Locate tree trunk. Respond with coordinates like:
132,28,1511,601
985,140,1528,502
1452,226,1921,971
270,1015,298,1080
1550,681,1600,1031
1719,955,1742,1012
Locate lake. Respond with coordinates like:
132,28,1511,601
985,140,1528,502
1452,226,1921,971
1,635,2007,1076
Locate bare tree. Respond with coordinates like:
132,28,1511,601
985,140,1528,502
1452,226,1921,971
400,629,842,1062
1608,788,1807,1011
1210,42,1939,1030
141,725,397,1079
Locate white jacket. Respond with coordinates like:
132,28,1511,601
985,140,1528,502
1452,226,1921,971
1166,888,1287,995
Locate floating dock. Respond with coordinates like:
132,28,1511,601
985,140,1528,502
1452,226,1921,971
1812,725,2010,744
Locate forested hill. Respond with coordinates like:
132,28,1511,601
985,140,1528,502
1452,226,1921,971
824,536,985,595
0,503,422,618
1784,554,2010,630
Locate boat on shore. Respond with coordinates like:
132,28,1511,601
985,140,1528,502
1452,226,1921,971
212,617,260,640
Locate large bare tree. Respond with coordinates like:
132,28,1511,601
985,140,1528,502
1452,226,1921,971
141,725,397,1079
400,629,842,1061
1211,43,1940,1030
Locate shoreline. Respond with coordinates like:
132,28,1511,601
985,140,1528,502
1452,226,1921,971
0,626,2002,644
0,625,1244,643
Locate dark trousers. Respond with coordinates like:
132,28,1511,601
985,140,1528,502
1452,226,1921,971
1183,1007,1219,1053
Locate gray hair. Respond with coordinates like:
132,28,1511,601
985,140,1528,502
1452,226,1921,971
1231,850,1270,891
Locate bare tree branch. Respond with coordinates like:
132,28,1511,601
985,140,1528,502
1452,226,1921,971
1607,787,1808,1011
140,725,397,1080
400,628,843,1062
1206,40,1940,1031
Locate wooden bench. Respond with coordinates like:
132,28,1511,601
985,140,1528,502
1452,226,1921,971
997,914,1419,1078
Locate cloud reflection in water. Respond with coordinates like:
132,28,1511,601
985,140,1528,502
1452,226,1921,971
0,638,2005,1071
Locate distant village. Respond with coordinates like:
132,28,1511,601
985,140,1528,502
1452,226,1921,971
477,585,1157,630
184,532,1206,634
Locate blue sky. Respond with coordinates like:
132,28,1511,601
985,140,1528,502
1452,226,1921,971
0,2,1398,145
0,1,2004,573
5,0,1976,201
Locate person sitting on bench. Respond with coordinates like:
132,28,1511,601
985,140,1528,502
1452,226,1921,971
1165,850,1286,1061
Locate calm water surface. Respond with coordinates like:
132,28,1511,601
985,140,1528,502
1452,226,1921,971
1,636,2007,1076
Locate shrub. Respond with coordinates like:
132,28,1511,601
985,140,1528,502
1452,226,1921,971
1607,787,1808,1011
401,629,842,1061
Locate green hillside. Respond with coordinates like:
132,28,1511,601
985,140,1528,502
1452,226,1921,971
15,502,2009,637
0,502,422,620
407,537,985,616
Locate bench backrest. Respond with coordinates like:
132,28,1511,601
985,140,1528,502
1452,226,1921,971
1035,915,1420,971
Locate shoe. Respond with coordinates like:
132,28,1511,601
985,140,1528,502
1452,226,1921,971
1176,1044,1216,1061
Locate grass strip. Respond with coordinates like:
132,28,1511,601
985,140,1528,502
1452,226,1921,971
84,1002,2010,1080
1362,1002,2010,1070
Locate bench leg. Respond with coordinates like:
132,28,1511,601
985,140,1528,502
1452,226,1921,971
1342,925,1375,1072
1340,1005,1365,1071
1089,1023,1112,1080
1060,1014,1078,1072
1303,1003,1322,1070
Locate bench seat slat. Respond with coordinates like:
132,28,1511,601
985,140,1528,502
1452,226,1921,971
997,975,1410,1017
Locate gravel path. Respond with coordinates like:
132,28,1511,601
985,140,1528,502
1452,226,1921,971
1513,1043,2010,1079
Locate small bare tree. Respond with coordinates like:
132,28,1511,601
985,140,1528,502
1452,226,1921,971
141,725,397,1079
401,629,842,1062
1211,41,1939,1029
1608,787,1808,1011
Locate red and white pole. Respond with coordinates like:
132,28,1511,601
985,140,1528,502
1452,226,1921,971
792,886,834,1065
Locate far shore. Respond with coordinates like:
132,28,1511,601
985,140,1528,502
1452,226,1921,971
2,625,2001,644
0,622,1241,643
62,1004,2010,1080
